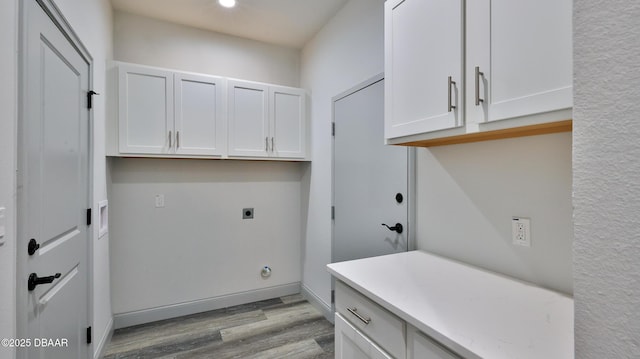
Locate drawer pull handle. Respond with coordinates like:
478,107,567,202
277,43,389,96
347,307,371,325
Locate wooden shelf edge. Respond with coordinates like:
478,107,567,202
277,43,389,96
397,119,572,148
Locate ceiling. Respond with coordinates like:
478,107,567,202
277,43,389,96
110,0,349,49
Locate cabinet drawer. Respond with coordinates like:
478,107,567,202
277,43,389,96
335,281,406,358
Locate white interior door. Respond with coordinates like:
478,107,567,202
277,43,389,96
21,1,91,357
333,77,410,264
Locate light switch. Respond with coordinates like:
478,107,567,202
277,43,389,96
0,207,6,245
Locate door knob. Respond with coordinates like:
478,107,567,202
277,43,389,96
28,238,40,256
381,223,403,234
28,272,61,291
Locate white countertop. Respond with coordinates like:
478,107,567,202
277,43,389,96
327,250,574,359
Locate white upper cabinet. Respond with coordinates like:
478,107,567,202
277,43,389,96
385,0,573,145
228,80,307,159
110,62,308,160
270,86,306,159
118,64,173,154
466,0,573,125
227,80,270,157
174,73,226,156
385,0,464,139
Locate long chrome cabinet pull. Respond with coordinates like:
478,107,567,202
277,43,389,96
448,76,456,112
176,131,180,149
168,131,172,148
475,66,484,106
265,137,269,152
271,137,274,152
347,307,371,325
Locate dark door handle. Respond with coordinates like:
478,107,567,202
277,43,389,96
28,273,61,291
381,223,403,234
28,238,40,256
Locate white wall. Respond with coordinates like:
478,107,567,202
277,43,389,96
300,0,385,308
110,13,304,321
416,133,573,294
0,1,18,358
49,0,114,356
573,1,640,357
109,159,303,314
114,11,300,87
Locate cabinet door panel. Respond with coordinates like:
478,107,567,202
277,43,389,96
408,326,460,359
467,0,572,123
385,0,463,139
335,313,393,359
227,81,269,157
270,87,305,159
118,65,172,154
175,73,226,156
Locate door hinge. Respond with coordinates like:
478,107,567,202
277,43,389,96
87,90,98,109
331,290,335,304
86,208,92,226
86,326,92,344
332,122,335,137
331,206,335,220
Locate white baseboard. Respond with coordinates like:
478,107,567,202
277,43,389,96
301,284,334,324
113,282,301,329
94,317,114,359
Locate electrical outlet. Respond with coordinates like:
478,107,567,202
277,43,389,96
155,194,165,208
512,217,531,247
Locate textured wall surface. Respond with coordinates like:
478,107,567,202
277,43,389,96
416,132,573,294
573,1,640,357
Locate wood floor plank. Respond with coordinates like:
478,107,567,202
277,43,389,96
220,302,322,342
104,297,335,359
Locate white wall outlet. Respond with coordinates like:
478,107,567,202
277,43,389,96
155,194,165,208
512,217,531,247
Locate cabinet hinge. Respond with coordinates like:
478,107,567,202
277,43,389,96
87,90,98,109
332,122,335,137
86,326,92,344
86,208,92,226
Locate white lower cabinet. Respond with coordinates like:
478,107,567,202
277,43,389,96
407,326,460,359
335,280,460,359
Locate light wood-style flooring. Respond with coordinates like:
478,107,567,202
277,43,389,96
104,295,334,359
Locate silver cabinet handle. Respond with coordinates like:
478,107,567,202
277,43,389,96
265,137,269,152
347,307,371,325
475,66,484,106
448,76,456,112
168,131,172,148
176,131,180,149
271,137,275,152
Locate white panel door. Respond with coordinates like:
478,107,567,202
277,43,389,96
23,1,90,357
270,86,306,159
118,64,173,154
333,78,409,263
174,73,226,156
335,313,392,359
466,0,573,124
407,326,460,359
227,80,269,157
385,0,464,139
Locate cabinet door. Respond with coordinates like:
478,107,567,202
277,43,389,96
407,327,460,359
270,86,306,159
118,64,173,154
335,313,393,359
385,0,464,140
466,0,572,124
174,73,226,156
227,80,269,157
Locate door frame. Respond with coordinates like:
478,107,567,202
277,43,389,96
16,0,94,357
330,73,416,303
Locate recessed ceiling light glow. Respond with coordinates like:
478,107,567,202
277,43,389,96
219,0,236,8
